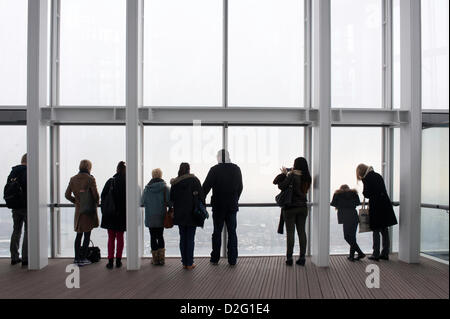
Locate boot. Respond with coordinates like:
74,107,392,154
116,257,122,268
151,250,159,265
106,258,114,269
158,248,166,265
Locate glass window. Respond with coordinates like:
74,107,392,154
59,0,126,106
143,0,222,107
330,127,382,254
58,126,126,257
0,0,27,106
331,0,382,108
229,0,304,107
0,126,27,257
143,125,222,256
393,0,400,109
422,0,449,110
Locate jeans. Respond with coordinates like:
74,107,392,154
74,231,91,261
10,209,27,262
149,227,165,251
343,219,363,257
107,230,124,259
283,206,308,259
211,211,238,264
372,227,390,257
179,225,196,266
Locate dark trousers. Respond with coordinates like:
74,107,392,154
283,206,308,259
179,226,196,266
211,211,238,264
373,227,390,257
343,219,363,257
74,231,91,261
149,227,165,251
10,209,28,262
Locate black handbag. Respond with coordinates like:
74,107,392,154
101,178,116,216
79,185,96,215
85,240,101,263
275,176,294,207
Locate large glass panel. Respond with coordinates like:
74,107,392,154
421,208,449,261
330,127,382,254
0,126,26,256
229,0,304,107
59,126,126,257
143,125,222,256
422,0,449,110
143,0,222,107
228,126,304,255
331,0,382,108
0,0,27,106
59,0,126,106
393,0,400,109
392,128,400,252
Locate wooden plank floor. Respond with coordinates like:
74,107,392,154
0,255,447,299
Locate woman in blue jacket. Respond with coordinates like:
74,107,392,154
141,168,170,265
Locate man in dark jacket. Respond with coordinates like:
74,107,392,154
203,149,243,266
7,154,28,266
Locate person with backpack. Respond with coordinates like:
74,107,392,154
4,154,28,266
100,161,126,269
65,159,100,266
141,168,171,266
331,184,366,261
170,163,205,270
202,149,243,266
273,157,311,266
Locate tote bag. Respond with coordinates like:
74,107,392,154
163,190,174,229
358,198,371,233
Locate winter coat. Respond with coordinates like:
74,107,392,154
7,165,27,209
202,163,243,216
330,190,361,225
142,178,170,228
276,170,310,208
362,171,398,230
170,174,205,228
100,173,126,232
65,171,100,233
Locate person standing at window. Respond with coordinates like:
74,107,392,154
5,154,28,267
275,157,311,266
101,161,126,269
65,159,100,266
203,149,243,266
356,163,397,261
331,184,366,261
170,163,204,270
142,168,170,266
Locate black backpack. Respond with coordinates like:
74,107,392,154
3,173,25,209
101,178,116,216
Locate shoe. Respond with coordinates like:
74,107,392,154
296,258,306,266
210,261,219,265
368,255,379,261
228,262,237,267
379,255,389,261
21,260,28,267
106,258,114,269
116,258,122,268
356,253,366,260
11,258,22,265
347,256,356,262
186,264,196,270
183,265,188,269
151,250,159,265
158,248,166,265
286,259,293,266
78,258,92,266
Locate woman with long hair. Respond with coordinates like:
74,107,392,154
275,157,311,266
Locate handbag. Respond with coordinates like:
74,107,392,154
79,184,96,215
163,190,174,229
192,190,209,227
85,240,101,263
358,198,371,233
275,175,294,207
